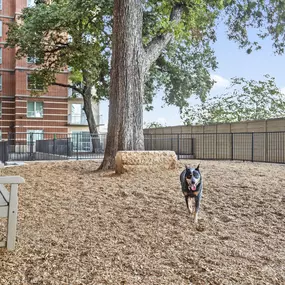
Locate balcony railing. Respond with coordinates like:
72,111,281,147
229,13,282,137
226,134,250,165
27,111,43,118
68,114,88,125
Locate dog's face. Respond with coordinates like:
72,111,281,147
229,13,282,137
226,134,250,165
185,165,201,192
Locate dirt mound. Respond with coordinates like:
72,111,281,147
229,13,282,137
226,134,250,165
0,160,284,284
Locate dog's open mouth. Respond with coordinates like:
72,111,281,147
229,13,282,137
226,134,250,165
190,184,196,191
186,177,198,192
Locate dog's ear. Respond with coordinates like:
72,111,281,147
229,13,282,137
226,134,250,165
195,164,200,171
185,164,189,169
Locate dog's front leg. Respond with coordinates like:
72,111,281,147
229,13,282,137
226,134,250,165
184,196,191,214
185,195,195,215
194,195,201,223
194,211,199,224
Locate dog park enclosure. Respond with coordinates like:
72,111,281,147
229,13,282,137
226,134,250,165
1,118,285,164
144,118,285,163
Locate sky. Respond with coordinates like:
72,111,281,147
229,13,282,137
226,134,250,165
99,24,285,132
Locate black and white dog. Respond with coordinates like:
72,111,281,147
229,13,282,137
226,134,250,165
180,164,203,223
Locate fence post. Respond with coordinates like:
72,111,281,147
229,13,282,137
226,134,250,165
264,132,268,162
7,132,11,161
7,132,10,150
215,133,218,160
0,141,4,163
53,137,56,154
177,134,180,160
282,133,285,163
76,133,79,160
252,132,254,162
29,133,34,159
66,135,69,157
231,133,234,160
202,134,204,160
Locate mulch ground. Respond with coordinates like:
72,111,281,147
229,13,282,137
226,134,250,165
0,159,284,285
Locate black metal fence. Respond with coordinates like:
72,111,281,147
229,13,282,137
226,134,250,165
0,141,8,163
7,132,106,161
144,134,194,158
144,132,285,164
2,131,285,164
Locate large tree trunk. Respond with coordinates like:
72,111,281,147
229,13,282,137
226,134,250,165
99,1,184,170
100,0,145,170
82,86,100,152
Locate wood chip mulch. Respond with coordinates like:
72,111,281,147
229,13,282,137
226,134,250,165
0,160,284,285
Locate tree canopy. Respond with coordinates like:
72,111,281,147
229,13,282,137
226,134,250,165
6,0,285,169
182,75,285,125
7,0,285,111
6,0,220,111
6,0,111,99
144,121,166,129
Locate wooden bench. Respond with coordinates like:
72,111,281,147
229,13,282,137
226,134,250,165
0,176,25,251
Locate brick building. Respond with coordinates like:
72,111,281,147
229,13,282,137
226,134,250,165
0,0,69,141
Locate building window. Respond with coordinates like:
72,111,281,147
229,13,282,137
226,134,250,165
0,101,2,118
0,48,2,64
27,130,44,143
27,74,44,90
27,0,35,7
0,21,2,38
27,56,39,64
0,130,2,141
68,87,73,97
0,0,2,11
70,103,87,124
0,75,2,91
27,101,43,118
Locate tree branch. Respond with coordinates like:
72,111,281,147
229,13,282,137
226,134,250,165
52,82,83,94
44,43,69,54
144,4,185,71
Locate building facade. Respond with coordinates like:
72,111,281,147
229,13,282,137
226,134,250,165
0,0,70,141
0,0,102,156
67,88,101,152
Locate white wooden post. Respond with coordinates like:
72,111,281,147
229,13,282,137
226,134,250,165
0,176,24,251
7,184,18,251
